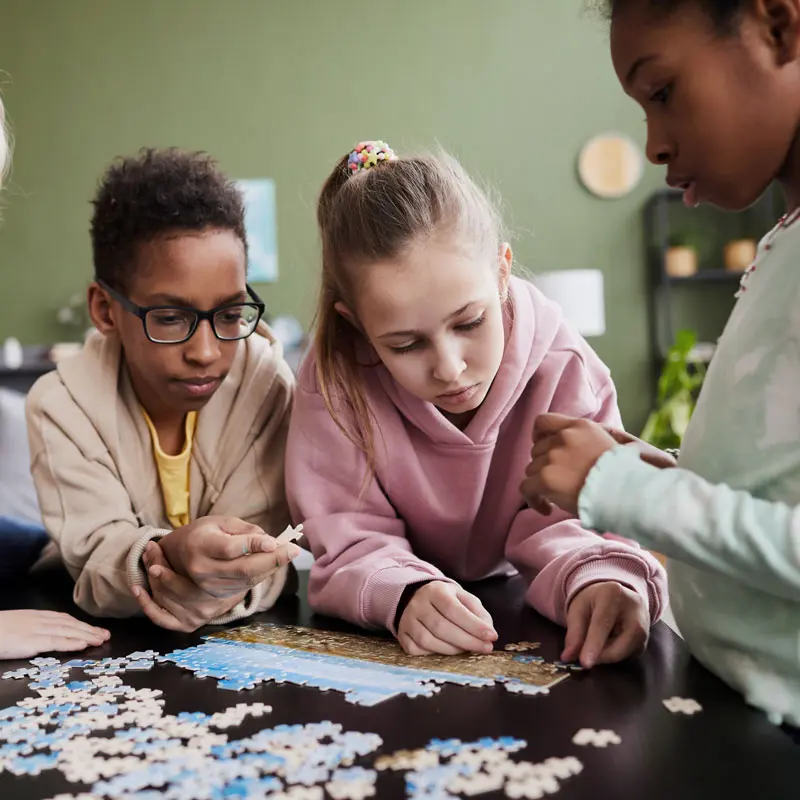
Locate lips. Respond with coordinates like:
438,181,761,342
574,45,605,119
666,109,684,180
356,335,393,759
667,175,699,208
436,383,481,407
175,376,222,398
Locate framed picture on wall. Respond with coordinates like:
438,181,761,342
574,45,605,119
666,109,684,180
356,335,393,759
236,178,278,282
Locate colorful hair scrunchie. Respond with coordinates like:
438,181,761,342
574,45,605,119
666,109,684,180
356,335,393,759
347,140,397,173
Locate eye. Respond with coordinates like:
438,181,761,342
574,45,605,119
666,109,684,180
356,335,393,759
151,312,186,326
650,84,672,105
455,314,486,333
389,340,423,355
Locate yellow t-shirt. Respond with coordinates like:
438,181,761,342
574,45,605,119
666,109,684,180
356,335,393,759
141,409,198,528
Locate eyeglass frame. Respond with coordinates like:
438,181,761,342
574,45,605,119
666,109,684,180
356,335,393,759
96,278,266,345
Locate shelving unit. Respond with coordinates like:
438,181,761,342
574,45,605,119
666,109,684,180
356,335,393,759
644,186,783,373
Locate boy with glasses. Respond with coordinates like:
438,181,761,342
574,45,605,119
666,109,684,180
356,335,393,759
26,148,301,631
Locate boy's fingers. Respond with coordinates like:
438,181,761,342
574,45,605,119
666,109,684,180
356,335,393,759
220,545,302,583
149,563,200,605
207,532,276,561
214,518,267,538
144,541,169,568
132,585,190,632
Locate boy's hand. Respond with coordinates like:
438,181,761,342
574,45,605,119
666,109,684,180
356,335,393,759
157,516,301,598
133,544,245,632
397,582,498,656
521,414,618,516
562,582,650,668
0,610,110,660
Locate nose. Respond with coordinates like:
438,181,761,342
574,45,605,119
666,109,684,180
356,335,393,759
432,343,466,384
184,319,221,366
645,117,673,166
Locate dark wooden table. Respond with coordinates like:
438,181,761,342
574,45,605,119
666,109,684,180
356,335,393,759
0,569,796,799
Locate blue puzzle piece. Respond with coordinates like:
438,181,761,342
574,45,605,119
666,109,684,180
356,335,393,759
0,707,28,721
66,680,95,691
62,659,97,669
177,711,211,724
9,752,59,776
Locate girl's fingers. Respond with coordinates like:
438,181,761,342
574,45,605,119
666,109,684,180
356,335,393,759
432,589,495,643
398,630,434,657
404,615,467,655
417,611,489,654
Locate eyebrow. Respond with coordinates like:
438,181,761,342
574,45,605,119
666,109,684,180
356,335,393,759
144,291,246,307
377,302,479,340
626,54,656,86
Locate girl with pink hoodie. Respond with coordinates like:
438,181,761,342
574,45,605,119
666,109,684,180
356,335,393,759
286,141,667,668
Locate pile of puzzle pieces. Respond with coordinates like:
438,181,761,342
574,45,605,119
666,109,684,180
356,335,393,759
0,656,585,799
0,653,588,799
0,637,704,799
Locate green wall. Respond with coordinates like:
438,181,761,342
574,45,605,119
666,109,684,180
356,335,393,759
0,0,665,431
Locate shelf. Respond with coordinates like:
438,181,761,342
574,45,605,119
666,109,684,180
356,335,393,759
667,269,744,284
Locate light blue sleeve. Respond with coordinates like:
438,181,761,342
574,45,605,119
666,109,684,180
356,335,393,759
578,446,800,602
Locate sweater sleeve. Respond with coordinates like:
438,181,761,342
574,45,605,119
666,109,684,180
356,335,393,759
27,388,167,618
285,381,455,634
505,349,667,625
580,446,800,602
505,510,666,626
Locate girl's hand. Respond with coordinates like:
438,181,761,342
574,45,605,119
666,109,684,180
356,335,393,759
562,582,650,668
397,582,498,656
133,544,246,632
601,427,677,470
521,413,618,516
157,516,301,599
0,610,110,660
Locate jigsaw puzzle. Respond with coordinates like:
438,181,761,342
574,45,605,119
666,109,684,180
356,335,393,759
173,623,568,705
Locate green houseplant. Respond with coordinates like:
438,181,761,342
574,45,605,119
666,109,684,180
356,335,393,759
641,329,706,450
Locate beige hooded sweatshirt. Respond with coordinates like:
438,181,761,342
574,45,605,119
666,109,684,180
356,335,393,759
26,323,294,621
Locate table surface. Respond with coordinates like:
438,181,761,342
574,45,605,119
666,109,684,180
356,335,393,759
0,569,796,799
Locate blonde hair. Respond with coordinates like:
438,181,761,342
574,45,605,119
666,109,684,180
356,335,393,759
314,146,505,477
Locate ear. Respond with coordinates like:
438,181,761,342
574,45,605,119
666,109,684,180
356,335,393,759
498,243,513,302
754,0,800,64
334,300,363,333
87,282,116,335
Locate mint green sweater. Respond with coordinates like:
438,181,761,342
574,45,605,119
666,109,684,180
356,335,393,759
580,212,800,727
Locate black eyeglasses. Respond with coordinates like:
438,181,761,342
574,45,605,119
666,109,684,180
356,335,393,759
97,279,266,344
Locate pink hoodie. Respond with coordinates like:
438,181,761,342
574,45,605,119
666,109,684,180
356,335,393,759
286,277,667,634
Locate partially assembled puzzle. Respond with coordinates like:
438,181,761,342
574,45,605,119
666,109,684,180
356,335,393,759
157,623,569,704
